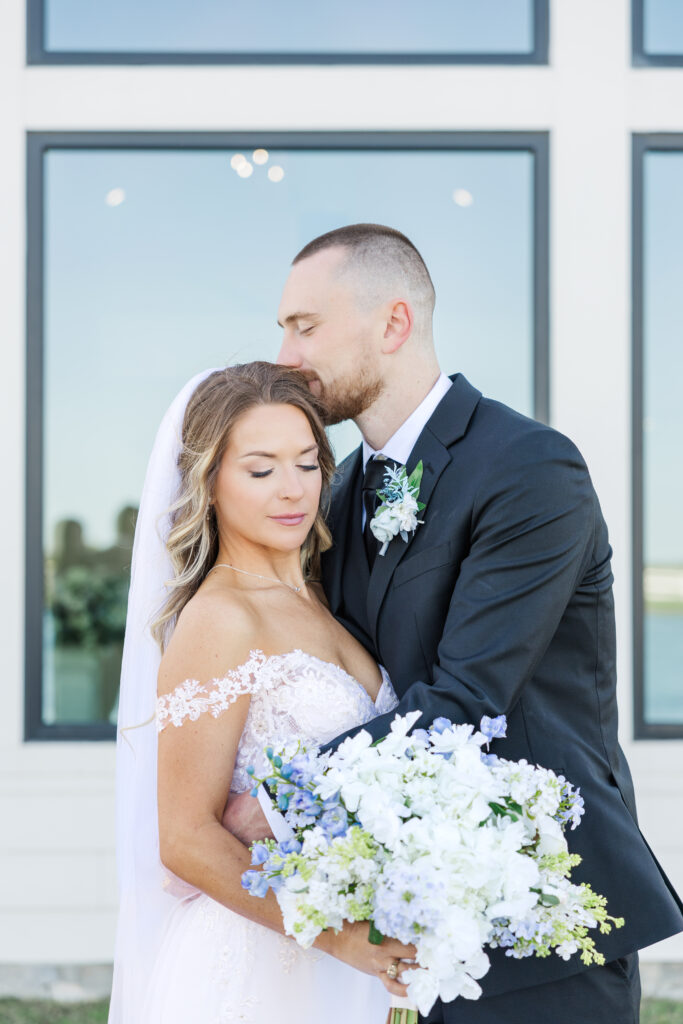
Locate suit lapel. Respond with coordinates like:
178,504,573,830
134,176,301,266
365,373,482,648
365,434,451,647
322,446,363,616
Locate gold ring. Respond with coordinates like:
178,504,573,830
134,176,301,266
386,960,400,980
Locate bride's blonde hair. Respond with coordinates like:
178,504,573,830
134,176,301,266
151,362,335,651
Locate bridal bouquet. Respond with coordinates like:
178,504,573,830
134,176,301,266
242,712,623,1020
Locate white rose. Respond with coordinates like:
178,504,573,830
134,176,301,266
370,507,401,544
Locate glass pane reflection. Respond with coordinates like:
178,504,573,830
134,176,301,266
42,144,534,726
45,0,534,55
644,0,683,56
643,151,683,724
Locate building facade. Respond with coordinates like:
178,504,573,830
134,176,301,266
1,0,682,999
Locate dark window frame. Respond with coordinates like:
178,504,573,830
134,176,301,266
27,0,549,65
632,132,683,739
26,129,550,740
632,0,683,67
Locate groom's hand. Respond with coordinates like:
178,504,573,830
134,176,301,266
221,791,274,845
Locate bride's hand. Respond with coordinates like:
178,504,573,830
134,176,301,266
221,790,274,845
317,921,417,998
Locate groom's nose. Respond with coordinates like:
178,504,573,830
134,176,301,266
276,334,303,368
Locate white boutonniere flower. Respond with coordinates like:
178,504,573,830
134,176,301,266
370,461,426,556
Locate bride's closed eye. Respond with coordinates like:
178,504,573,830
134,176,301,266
249,464,319,478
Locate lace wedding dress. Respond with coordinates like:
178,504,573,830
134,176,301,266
142,648,399,1024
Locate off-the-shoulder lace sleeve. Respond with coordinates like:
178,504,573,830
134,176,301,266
157,649,267,732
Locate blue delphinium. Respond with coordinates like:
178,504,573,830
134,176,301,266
288,751,318,787
480,715,507,745
320,805,349,839
373,864,445,945
250,843,270,866
241,869,270,898
556,782,585,830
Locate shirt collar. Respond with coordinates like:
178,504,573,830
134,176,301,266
362,372,453,470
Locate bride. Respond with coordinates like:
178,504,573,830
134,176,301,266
108,362,416,1023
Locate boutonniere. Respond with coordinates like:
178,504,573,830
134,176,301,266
370,460,426,556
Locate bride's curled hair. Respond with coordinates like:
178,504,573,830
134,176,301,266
152,362,335,650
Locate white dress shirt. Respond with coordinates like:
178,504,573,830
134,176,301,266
361,371,452,525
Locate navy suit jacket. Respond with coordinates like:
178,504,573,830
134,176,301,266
321,373,683,1006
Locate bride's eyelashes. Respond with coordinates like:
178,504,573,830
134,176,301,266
248,464,320,478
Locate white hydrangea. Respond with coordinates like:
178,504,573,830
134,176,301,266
247,711,622,1018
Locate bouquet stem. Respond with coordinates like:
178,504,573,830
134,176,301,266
388,994,418,1024
389,1010,418,1024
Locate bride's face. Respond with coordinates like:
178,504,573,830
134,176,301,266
212,402,322,555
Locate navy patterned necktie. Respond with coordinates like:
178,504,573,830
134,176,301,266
362,455,401,570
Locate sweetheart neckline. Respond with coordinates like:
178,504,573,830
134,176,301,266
242,648,385,706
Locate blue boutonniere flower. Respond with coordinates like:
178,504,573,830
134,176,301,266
369,460,426,556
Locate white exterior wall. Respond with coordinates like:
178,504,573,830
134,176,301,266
1,0,682,968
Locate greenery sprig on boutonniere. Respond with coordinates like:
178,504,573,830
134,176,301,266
369,461,426,556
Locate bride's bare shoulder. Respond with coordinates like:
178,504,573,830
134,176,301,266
158,587,260,698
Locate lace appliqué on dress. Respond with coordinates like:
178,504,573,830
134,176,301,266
156,650,267,733
156,648,399,796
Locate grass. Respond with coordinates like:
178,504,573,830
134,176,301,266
0,1001,109,1023
0,999,680,1023
643,1001,683,1024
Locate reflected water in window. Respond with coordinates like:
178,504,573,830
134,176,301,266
45,0,535,55
41,143,534,728
642,151,683,725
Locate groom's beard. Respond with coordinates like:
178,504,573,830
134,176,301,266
309,368,384,426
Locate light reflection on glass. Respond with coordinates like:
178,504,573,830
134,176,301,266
453,188,474,207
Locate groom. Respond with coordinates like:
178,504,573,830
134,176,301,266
230,223,683,1021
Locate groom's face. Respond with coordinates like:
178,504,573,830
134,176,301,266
276,248,384,425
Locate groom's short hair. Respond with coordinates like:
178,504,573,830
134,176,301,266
293,223,436,328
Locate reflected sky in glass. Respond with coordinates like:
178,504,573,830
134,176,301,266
46,0,533,54
643,152,683,567
643,151,683,725
644,0,683,54
44,146,533,553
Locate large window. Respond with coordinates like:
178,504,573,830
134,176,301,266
633,135,683,738
28,0,549,64
633,0,683,66
26,131,548,739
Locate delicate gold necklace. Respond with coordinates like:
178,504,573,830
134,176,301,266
209,562,303,593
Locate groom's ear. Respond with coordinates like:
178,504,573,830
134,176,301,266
380,299,414,355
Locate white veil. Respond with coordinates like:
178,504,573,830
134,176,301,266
108,368,220,1023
